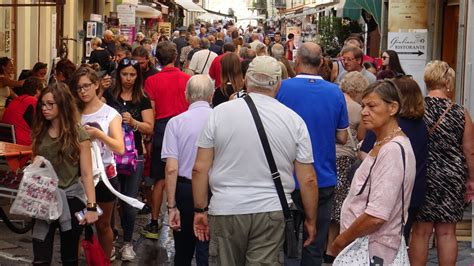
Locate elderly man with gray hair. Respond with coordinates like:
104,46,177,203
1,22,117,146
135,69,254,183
189,38,218,75
192,56,318,265
162,75,214,266
277,42,349,265
272,43,296,78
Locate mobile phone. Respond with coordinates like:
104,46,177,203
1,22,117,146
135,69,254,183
84,122,102,131
370,256,384,266
75,206,103,222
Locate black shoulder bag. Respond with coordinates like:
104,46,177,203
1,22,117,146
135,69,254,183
244,96,299,258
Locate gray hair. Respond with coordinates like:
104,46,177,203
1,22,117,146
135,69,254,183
255,43,267,56
271,43,284,59
185,75,214,103
297,42,322,68
340,71,369,98
200,38,210,49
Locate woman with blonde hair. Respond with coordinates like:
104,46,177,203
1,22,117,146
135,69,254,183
409,60,474,265
89,37,112,71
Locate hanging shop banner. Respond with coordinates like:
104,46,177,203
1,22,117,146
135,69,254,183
158,22,172,37
117,4,136,26
388,0,428,32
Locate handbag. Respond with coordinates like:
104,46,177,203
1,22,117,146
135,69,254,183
244,96,299,258
333,142,410,265
114,124,138,175
82,225,110,266
10,156,63,222
345,127,361,184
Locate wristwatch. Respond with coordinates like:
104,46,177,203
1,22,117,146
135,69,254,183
86,202,97,208
194,206,209,213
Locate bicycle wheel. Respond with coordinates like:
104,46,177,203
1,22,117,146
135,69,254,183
0,207,33,234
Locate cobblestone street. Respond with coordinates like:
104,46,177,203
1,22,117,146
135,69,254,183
0,208,473,265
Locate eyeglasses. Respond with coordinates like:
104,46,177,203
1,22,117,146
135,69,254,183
40,102,56,110
120,58,139,67
76,82,93,93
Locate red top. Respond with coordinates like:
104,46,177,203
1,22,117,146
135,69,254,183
1,95,37,146
144,67,190,120
208,53,227,89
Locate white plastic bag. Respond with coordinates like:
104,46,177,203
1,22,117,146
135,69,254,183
10,156,63,222
333,236,410,266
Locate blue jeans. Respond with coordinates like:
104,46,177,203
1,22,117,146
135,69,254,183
118,155,144,242
292,186,335,266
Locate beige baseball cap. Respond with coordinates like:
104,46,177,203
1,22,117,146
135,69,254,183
246,56,282,88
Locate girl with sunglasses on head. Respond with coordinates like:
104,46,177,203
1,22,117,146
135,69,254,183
31,82,98,265
71,67,124,262
102,58,154,261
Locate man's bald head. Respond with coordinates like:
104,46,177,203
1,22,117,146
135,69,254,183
297,42,322,69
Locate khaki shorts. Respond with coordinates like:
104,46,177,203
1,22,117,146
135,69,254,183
208,211,285,266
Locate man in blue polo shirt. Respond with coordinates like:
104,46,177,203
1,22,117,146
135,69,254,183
277,42,349,266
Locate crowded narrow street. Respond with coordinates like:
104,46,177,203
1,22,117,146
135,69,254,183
1,0,474,265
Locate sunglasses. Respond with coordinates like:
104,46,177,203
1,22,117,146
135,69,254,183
382,56,389,60
120,58,139,67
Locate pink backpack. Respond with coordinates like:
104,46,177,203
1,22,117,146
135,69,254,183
114,124,138,175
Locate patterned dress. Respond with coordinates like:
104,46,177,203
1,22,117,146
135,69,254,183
416,97,468,223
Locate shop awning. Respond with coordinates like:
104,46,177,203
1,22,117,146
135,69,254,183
175,0,206,12
342,0,381,26
198,13,225,21
136,4,162,18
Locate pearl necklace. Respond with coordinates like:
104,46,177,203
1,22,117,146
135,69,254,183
374,127,402,147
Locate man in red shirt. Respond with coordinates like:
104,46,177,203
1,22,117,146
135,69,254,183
143,41,190,239
208,43,236,89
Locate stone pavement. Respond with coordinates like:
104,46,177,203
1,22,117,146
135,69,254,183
0,209,473,265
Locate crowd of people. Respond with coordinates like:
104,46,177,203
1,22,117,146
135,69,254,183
0,22,473,266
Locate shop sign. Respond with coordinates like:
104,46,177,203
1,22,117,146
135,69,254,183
388,31,427,60
90,14,102,22
388,0,428,32
388,31,428,94
117,4,136,26
158,22,172,37
117,0,139,6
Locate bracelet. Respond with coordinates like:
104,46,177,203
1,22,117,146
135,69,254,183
133,121,139,132
194,206,208,213
86,202,97,208
87,207,97,212
167,204,177,209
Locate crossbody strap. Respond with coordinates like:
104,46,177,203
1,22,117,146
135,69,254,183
347,127,358,152
428,102,453,135
393,142,406,232
244,96,292,220
359,141,407,234
200,50,212,74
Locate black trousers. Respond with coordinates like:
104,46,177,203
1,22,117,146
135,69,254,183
174,180,209,266
32,197,85,266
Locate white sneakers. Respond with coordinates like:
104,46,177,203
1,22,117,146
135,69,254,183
120,243,136,261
